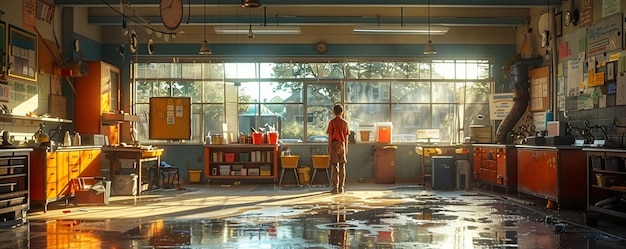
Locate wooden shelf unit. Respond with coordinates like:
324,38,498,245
204,144,278,181
584,149,626,219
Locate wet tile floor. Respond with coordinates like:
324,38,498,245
2,184,626,248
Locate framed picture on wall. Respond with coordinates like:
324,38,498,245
8,25,37,82
606,61,615,81
0,21,6,81
555,11,563,37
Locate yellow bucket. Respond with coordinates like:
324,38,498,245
280,155,299,168
311,155,330,169
188,170,202,183
297,167,311,184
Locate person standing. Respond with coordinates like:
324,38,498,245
326,104,349,194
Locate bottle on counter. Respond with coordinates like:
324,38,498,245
63,131,71,146
74,132,81,146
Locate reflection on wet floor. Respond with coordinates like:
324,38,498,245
3,186,626,248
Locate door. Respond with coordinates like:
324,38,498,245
517,149,536,193
534,150,558,199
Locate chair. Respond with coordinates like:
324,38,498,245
279,155,300,187
160,166,180,189
310,155,331,186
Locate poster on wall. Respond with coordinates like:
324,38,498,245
488,93,514,120
8,25,37,82
579,0,593,27
586,13,623,57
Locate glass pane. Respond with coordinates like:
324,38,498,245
311,62,344,79
432,60,456,79
238,82,259,103
191,104,202,141
263,82,303,104
391,104,430,136
383,62,420,79
346,103,391,131
135,81,152,103
432,82,456,103
238,103,259,134
306,105,334,142
260,63,284,78
204,104,225,136
135,104,150,142
172,80,201,103
466,82,491,103
307,83,341,105
345,82,390,103
432,104,457,142
280,104,304,143
419,62,431,79
203,62,224,79
181,63,202,79
225,63,257,78
203,81,225,103
391,82,430,103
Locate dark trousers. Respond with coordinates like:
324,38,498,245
329,141,346,190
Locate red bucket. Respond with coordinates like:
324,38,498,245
267,132,279,144
252,133,263,144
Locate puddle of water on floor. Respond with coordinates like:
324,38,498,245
8,192,626,248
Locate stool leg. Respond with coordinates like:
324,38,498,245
293,169,300,187
310,169,318,187
325,169,331,186
279,169,286,187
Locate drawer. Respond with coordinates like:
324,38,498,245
69,165,80,179
47,154,58,167
46,182,58,199
68,151,80,165
46,167,57,183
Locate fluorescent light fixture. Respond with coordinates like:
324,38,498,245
215,26,301,35
353,25,449,35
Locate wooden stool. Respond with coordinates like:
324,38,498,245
160,167,180,189
310,155,331,186
279,155,300,187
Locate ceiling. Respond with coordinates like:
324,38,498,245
54,0,563,35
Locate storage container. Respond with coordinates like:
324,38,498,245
376,122,393,144
112,174,138,196
595,174,622,187
604,156,624,171
188,170,202,183
280,155,299,169
267,132,279,144
590,155,603,169
311,155,330,169
252,132,263,144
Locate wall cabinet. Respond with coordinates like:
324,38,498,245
75,61,121,145
30,147,101,211
472,144,517,193
584,149,626,219
204,144,278,181
0,149,31,227
517,146,586,208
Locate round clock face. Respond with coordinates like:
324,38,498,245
129,32,138,53
564,11,572,26
316,42,328,54
537,12,549,36
160,0,183,30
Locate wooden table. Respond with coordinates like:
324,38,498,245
101,147,163,195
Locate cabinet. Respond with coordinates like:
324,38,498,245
75,61,121,145
517,146,586,208
30,147,101,211
0,149,31,227
204,144,278,181
584,149,626,218
472,144,517,193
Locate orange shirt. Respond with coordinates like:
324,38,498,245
327,116,349,142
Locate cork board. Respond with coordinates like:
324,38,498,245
149,97,191,140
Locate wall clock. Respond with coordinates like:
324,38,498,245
160,0,183,30
564,11,572,26
315,41,328,54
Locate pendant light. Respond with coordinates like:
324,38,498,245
242,0,262,8
423,0,437,55
198,0,212,55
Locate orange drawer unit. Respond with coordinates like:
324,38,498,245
472,144,517,194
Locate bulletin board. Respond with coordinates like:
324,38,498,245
149,97,191,140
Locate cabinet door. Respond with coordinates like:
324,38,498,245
473,148,481,180
56,152,70,196
517,149,536,193
80,150,101,177
534,150,558,199
496,148,507,185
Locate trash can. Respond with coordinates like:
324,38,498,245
188,170,202,183
374,145,397,184
297,167,311,185
431,156,454,190
112,174,138,196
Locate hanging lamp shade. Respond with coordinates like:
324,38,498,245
242,0,262,8
199,40,212,55
423,40,436,55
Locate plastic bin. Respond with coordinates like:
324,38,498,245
267,132,279,144
297,167,311,184
188,170,202,183
280,155,299,168
112,174,138,196
376,122,392,144
252,132,263,144
312,155,330,169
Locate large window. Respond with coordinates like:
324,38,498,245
133,59,492,144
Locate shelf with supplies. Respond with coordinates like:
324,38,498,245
204,144,278,181
0,148,32,227
584,148,626,219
